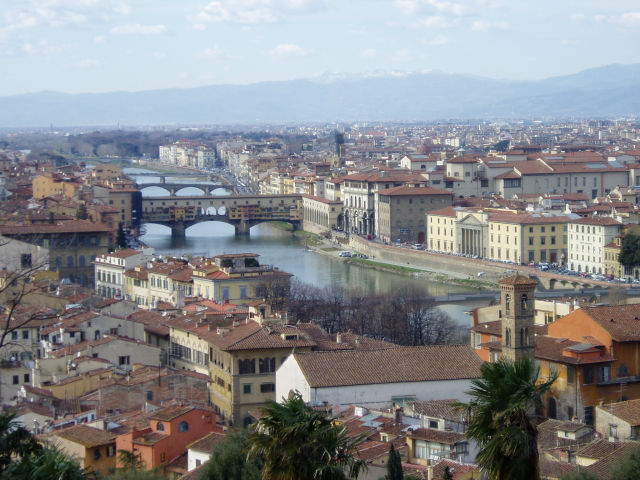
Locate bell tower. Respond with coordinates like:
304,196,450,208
499,274,537,361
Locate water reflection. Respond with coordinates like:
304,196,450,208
140,222,479,297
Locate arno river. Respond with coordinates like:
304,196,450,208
131,170,486,325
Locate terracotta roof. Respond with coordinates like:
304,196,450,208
429,459,478,480
581,304,640,342
427,206,459,217
408,427,466,444
408,399,464,423
293,345,483,388
499,274,538,286
471,320,502,335
377,186,452,197
573,216,622,226
0,220,113,235
149,405,194,422
186,431,227,452
133,431,168,446
52,425,116,447
599,399,640,426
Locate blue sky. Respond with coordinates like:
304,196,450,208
1,0,639,95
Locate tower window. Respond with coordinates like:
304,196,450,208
505,294,511,314
521,294,528,312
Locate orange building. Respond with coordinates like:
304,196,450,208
116,405,221,471
472,300,640,426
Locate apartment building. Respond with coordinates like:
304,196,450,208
568,216,622,274
426,207,573,264
342,170,428,237
94,248,152,299
191,253,292,308
376,186,452,244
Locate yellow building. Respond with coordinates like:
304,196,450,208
48,425,117,475
426,207,571,265
107,182,141,229
124,268,150,307
488,211,570,265
32,173,83,200
192,254,292,309
604,237,624,278
91,163,122,184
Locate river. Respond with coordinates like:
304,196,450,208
127,168,488,326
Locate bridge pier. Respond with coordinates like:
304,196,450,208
235,221,251,236
172,221,186,238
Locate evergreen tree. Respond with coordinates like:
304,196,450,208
609,446,640,480
442,466,453,480
76,203,88,220
385,444,403,480
199,431,261,480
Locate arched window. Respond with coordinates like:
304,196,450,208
157,422,164,431
505,327,511,347
505,294,511,314
178,421,188,432
521,294,528,312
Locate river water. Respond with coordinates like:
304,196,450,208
128,169,485,325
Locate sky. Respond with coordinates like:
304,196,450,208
1,0,639,96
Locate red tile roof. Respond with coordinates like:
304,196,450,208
293,345,482,388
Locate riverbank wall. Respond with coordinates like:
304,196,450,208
348,236,514,284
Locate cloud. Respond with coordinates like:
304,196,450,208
93,35,106,44
417,15,460,29
395,0,464,16
190,1,278,26
269,43,310,58
608,12,640,27
19,39,63,56
470,19,509,32
189,0,327,28
202,45,225,59
76,58,101,68
569,13,586,23
421,34,449,46
361,48,378,59
111,24,167,35
152,51,168,60
1,1,131,34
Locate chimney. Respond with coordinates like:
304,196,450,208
394,407,403,425
336,332,342,344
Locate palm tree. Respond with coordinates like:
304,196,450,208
462,355,556,480
246,392,365,480
0,412,42,472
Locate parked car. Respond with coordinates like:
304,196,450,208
338,251,352,257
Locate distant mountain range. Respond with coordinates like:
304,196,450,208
2,63,640,127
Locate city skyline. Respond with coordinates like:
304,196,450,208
1,0,640,96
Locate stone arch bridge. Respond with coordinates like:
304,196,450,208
141,194,302,236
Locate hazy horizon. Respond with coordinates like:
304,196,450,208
1,1,639,96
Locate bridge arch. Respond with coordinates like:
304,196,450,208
174,186,207,196
140,186,171,196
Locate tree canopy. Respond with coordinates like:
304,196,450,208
199,431,262,480
246,392,365,480
462,356,557,480
618,233,640,268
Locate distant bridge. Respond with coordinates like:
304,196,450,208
141,194,302,236
138,182,231,196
